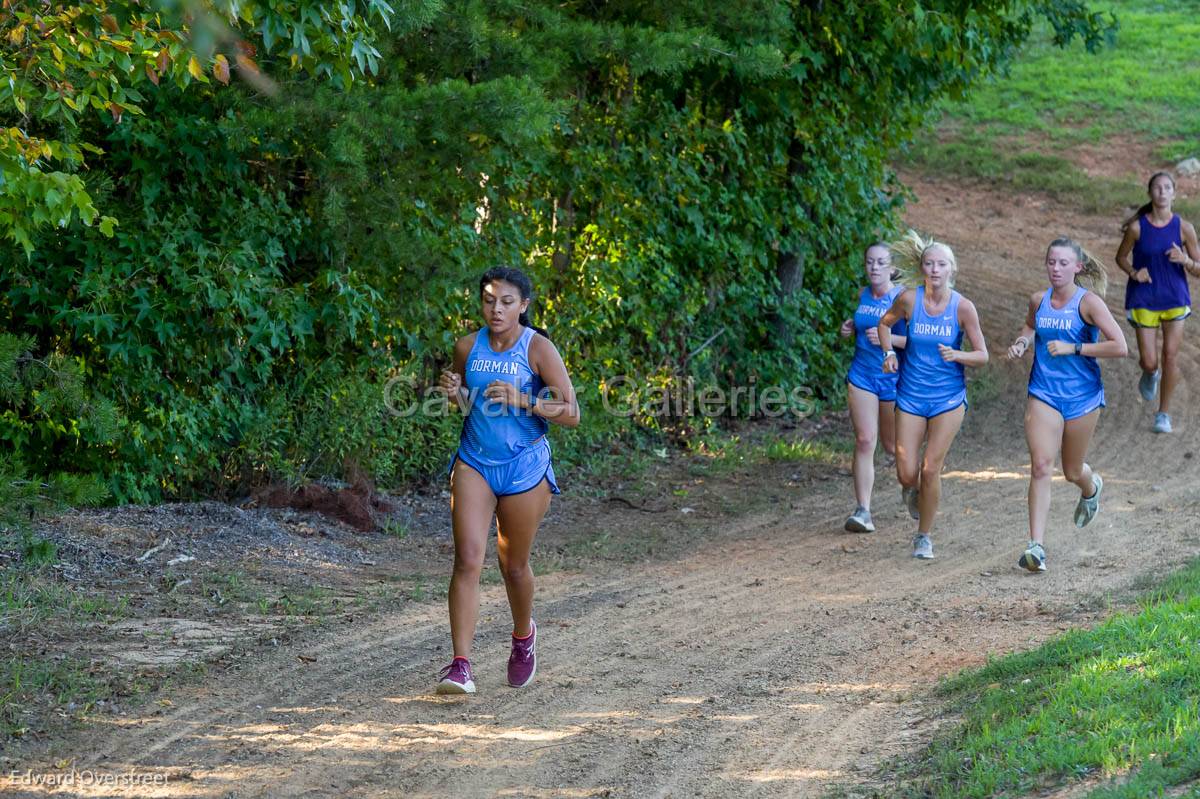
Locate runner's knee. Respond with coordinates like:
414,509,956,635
499,558,531,584
1062,462,1086,484
453,546,486,576
1031,455,1056,480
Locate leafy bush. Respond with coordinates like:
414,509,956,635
0,1,1114,501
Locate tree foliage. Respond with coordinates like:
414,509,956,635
0,1,1115,501
0,0,399,252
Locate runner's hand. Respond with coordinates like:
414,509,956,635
438,370,461,396
1007,338,1030,360
484,380,522,407
938,343,958,363
1045,339,1071,357
1132,267,1152,284
882,353,898,373
1167,244,1188,265
839,318,854,338
864,327,881,346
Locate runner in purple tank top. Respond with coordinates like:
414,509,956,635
878,231,989,561
1115,172,1200,433
1006,238,1127,573
435,267,580,695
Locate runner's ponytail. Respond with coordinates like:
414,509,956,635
889,229,957,288
1049,237,1108,298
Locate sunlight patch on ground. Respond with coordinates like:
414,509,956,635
942,469,1026,481
782,682,910,695
495,789,613,797
734,767,844,782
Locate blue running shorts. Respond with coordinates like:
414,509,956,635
847,367,899,403
1028,389,1105,421
896,389,968,419
449,438,561,497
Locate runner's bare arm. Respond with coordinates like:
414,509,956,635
1172,220,1200,278
439,334,475,414
950,298,989,367
1116,224,1148,282
529,334,581,428
877,289,912,352
1007,292,1039,360
1078,293,1130,358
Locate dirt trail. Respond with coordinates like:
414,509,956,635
9,174,1200,798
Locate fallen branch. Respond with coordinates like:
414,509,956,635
137,536,171,562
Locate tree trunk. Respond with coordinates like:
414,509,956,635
770,137,808,345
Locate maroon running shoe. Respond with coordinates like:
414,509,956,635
507,620,537,688
436,657,475,694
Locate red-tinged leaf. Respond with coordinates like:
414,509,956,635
145,63,159,85
235,39,256,57
235,53,259,74
156,49,170,72
101,13,119,33
213,53,230,85
107,102,123,123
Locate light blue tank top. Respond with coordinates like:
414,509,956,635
850,285,906,375
1029,287,1102,400
898,287,964,401
460,326,548,464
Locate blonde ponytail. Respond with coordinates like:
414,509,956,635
1048,237,1108,298
889,229,957,288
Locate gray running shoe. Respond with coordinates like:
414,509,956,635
1074,472,1103,528
844,506,875,533
1139,369,1161,402
1153,412,1173,434
902,486,920,520
1018,541,1046,573
911,533,934,560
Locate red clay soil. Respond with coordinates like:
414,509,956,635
254,481,394,532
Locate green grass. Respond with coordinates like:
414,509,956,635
1,568,130,633
883,558,1200,798
906,0,1200,205
0,565,135,739
0,655,124,739
945,1,1200,152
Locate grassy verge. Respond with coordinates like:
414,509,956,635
882,558,1200,798
905,0,1200,210
0,564,135,739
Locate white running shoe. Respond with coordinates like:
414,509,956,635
1139,369,1161,402
1018,541,1046,573
844,506,875,533
911,533,934,560
1153,412,1172,434
1074,473,1102,528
